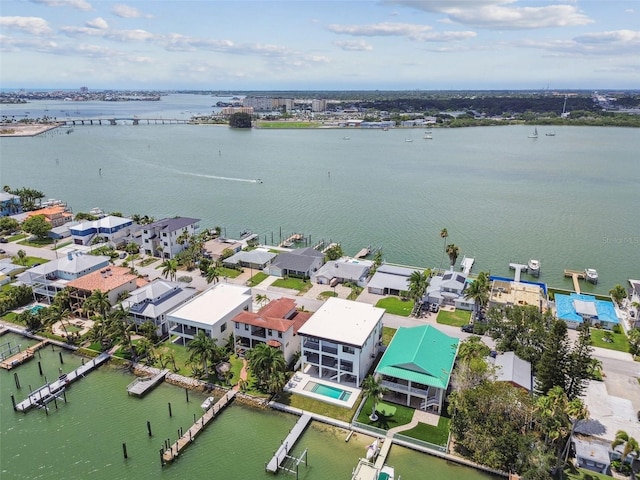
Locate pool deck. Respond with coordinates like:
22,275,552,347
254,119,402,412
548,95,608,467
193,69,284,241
283,372,360,409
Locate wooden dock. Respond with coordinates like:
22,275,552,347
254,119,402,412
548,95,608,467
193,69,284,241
162,390,236,465
564,269,585,294
1,340,49,370
127,369,169,397
373,437,392,469
266,413,312,473
14,352,110,412
355,246,371,259
279,233,305,248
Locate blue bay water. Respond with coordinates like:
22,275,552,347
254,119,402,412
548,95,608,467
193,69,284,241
1,94,638,293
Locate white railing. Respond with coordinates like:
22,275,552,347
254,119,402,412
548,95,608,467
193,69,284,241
380,380,429,397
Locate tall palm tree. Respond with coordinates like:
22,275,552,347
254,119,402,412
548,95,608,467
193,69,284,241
609,284,627,307
187,331,219,376
408,270,429,308
361,375,388,421
248,343,286,389
463,271,490,319
438,228,448,273
161,259,178,281
205,266,220,284
14,249,28,266
446,244,460,268
612,430,640,465
83,289,112,318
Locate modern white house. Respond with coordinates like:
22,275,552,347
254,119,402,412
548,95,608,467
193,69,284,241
141,217,200,259
232,297,311,364
312,257,373,288
375,325,459,414
166,283,252,346
17,252,111,303
69,215,135,246
298,298,385,386
424,270,473,310
119,279,198,339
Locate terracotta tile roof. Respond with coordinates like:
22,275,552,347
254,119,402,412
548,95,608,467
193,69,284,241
67,266,137,292
233,298,310,333
258,297,296,318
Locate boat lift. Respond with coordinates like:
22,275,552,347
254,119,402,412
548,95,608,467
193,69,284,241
276,449,308,480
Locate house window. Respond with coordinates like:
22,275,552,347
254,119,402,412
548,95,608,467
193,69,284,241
235,322,239,329
342,346,355,354
244,324,249,331
267,329,272,336
162,232,167,237
278,332,282,339
221,323,227,333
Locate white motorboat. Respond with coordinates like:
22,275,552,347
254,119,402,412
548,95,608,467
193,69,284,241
365,439,380,460
423,131,433,139
585,268,598,284
201,396,215,411
527,259,541,277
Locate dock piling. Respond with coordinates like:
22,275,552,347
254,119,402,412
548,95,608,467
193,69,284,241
185,388,189,402
38,361,43,376
11,395,16,411
14,372,20,389
122,443,128,459
58,352,64,364
168,402,172,417
147,421,152,437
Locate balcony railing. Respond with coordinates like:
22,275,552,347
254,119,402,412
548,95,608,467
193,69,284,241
321,345,338,355
303,340,319,351
381,380,430,397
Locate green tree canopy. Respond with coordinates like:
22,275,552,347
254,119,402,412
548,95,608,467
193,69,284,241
22,214,51,240
229,112,252,128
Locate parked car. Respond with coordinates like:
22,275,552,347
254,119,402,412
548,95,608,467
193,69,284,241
430,303,439,313
461,324,475,333
0,249,6,255
0,237,8,243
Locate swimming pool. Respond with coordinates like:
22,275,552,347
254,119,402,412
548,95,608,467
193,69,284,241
30,305,45,314
304,380,352,402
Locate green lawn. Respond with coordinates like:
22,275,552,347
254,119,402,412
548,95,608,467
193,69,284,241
589,328,629,352
271,277,312,293
138,257,159,267
7,233,27,242
436,309,472,327
375,297,414,316
276,391,360,423
219,267,241,279
247,272,268,286
400,416,450,446
18,237,54,247
382,326,397,346
356,396,415,430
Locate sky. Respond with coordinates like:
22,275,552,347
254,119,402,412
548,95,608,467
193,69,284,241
1,0,639,90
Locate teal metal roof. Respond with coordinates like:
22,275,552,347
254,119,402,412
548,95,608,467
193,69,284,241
375,325,459,389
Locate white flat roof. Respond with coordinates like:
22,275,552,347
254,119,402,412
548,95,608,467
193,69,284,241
297,297,384,347
168,283,251,327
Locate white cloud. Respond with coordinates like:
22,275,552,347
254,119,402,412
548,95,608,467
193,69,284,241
112,4,151,19
387,0,593,29
31,0,92,11
86,17,108,30
328,22,475,42
334,39,374,51
0,16,53,35
520,30,640,55
61,25,156,42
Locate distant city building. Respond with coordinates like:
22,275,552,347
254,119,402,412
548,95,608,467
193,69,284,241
242,96,274,111
220,106,254,116
311,99,326,112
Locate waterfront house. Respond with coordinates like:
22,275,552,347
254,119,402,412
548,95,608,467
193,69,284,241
312,257,373,288
67,266,143,316
25,206,73,228
223,248,276,272
166,283,252,346
48,221,80,240
0,192,22,217
70,215,134,247
555,293,620,330
375,325,459,413
17,252,110,304
572,435,611,475
268,247,324,279
141,217,200,259
490,351,532,392
202,237,242,260
424,270,472,310
488,278,547,312
298,297,384,386
367,264,426,296
119,279,198,339
232,297,311,363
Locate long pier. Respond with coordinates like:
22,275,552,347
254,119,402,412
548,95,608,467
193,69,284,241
1,340,49,370
127,369,169,397
266,413,312,473
162,390,236,465
373,437,392,469
14,352,110,412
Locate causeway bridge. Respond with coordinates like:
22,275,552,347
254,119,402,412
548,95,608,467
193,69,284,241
60,118,190,126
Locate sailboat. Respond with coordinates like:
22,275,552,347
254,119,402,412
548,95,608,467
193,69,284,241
528,127,538,138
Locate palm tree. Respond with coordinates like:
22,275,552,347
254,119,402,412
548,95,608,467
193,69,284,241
161,259,178,281
187,331,219,376
464,271,490,319
361,375,388,421
83,289,111,318
408,270,429,309
248,343,286,390
612,430,640,466
255,293,269,308
14,249,28,266
446,244,460,268
609,284,627,307
438,228,448,273
205,266,220,284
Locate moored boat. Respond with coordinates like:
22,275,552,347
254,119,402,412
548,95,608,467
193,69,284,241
201,396,214,411
585,268,598,284
527,259,540,277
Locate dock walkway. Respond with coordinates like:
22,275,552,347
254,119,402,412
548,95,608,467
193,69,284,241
509,263,527,283
564,269,585,294
373,437,393,470
266,413,312,473
1,340,49,370
162,390,236,465
127,369,169,397
15,352,110,412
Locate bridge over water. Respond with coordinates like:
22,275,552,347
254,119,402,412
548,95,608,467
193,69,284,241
60,118,190,126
